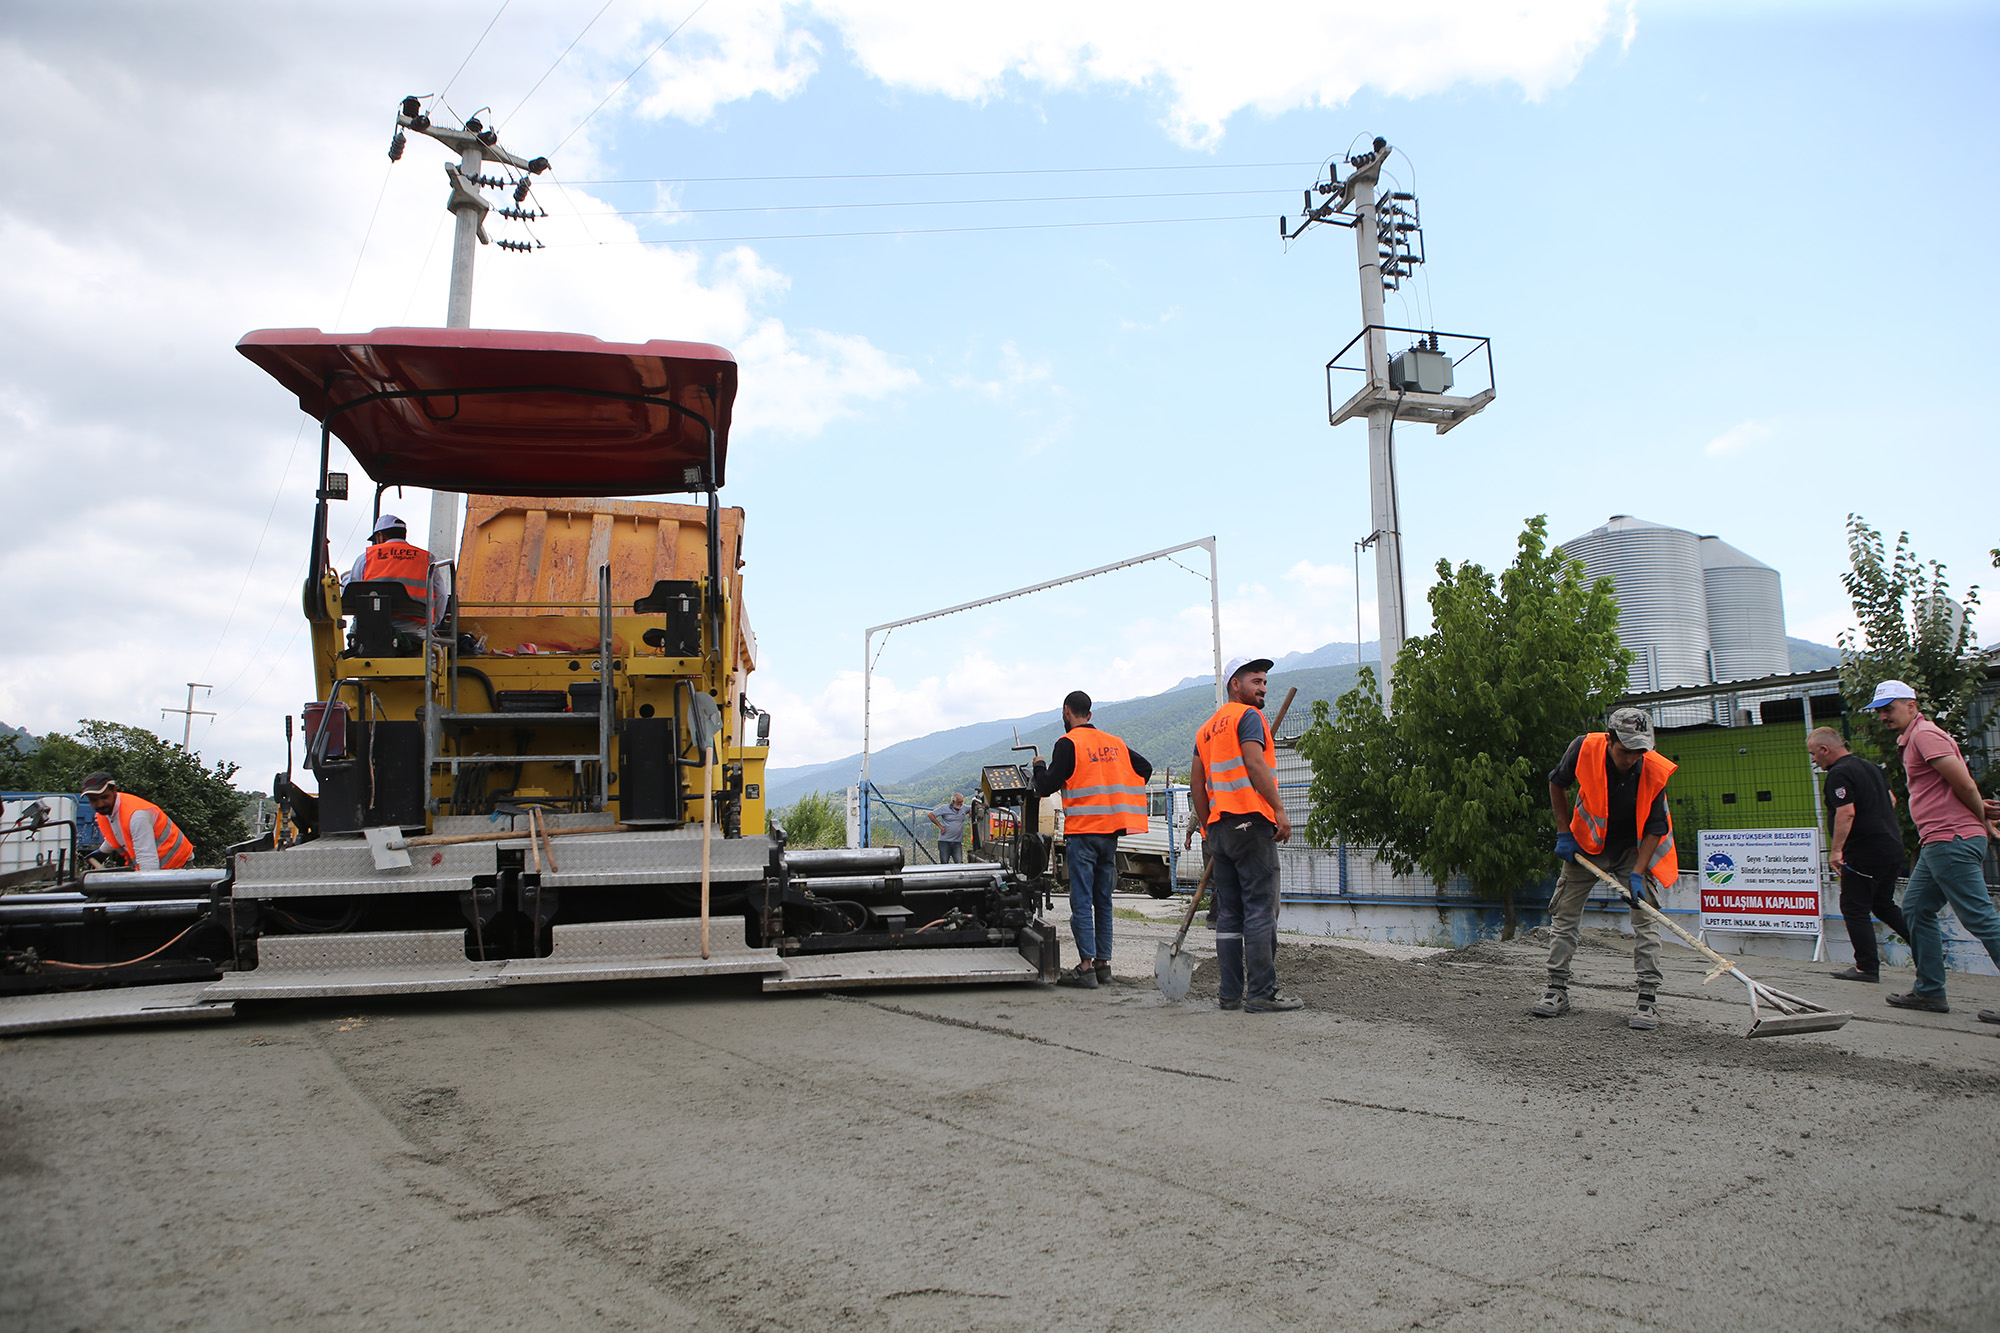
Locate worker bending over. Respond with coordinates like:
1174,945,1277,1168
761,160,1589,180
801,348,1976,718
1537,706,1677,1031
344,512,432,637
81,771,193,871
1034,691,1152,989
1190,657,1300,1012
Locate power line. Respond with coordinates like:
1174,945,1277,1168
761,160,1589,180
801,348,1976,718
591,186,1290,217
438,0,512,106
565,213,1270,246
554,0,710,154
502,0,617,129
573,161,1318,186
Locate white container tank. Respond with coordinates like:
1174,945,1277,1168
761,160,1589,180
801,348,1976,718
1701,536,1789,683
1558,516,1711,692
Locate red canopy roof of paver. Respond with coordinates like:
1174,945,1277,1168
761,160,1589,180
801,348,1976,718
236,327,736,496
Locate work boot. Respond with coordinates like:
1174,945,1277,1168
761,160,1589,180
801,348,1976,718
1055,962,1099,989
1885,991,1948,1013
1530,986,1571,1018
1094,959,1113,984
1828,967,1879,982
1628,995,1659,1031
1218,997,1242,1011
1979,1009,2000,1025
1243,991,1304,1013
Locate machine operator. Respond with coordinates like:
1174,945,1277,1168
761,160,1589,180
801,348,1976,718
343,512,432,637
1033,690,1153,990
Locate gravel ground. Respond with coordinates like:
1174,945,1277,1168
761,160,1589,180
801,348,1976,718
3,899,1997,1332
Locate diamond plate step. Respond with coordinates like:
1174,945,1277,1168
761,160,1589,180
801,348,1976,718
0,983,235,1035
764,946,1040,992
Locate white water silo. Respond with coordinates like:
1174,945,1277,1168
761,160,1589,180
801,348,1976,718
1558,516,1710,692
1701,536,1788,682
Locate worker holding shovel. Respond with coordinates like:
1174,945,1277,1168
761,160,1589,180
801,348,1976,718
1534,707,1677,1031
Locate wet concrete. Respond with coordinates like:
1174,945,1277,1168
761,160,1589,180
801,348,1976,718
2,905,1996,1331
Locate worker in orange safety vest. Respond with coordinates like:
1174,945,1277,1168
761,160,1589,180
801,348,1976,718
81,771,194,871
344,512,432,634
1032,690,1153,990
1536,705,1678,1031
1189,657,1299,1013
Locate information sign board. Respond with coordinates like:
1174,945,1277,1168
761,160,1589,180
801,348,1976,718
1697,828,1824,953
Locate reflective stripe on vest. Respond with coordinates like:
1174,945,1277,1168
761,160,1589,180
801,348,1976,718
360,540,431,603
1061,727,1149,835
95,793,193,870
1196,702,1276,824
1570,732,1678,886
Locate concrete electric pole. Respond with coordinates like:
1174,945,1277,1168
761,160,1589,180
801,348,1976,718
388,96,551,567
161,683,214,750
1283,137,1496,713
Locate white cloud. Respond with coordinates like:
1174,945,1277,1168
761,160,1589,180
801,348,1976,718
0,5,915,785
804,0,1627,147
1705,419,1773,457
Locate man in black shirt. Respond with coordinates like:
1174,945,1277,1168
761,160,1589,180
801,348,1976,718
1536,708,1675,1029
1808,727,1909,982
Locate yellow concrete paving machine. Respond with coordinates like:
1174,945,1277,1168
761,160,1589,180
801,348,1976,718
0,327,1060,1032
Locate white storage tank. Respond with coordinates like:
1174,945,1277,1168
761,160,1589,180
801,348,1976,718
1558,516,1711,692
1701,536,1788,682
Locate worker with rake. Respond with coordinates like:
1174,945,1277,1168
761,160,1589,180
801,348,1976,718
1534,706,1677,1031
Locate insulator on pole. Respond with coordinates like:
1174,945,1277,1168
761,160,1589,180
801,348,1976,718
389,130,406,162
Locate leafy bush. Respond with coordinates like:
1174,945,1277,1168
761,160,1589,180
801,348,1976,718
775,790,845,849
0,720,247,866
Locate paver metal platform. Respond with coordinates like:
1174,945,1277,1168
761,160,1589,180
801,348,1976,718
201,919,783,1000
0,983,235,1035
762,947,1039,992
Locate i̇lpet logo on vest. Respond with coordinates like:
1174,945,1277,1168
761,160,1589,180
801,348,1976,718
1703,851,1736,886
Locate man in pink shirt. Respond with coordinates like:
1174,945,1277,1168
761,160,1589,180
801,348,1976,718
1858,680,2000,1014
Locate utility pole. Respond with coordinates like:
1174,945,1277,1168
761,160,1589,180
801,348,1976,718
387,96,551,567
1283,137,1496,714
161,683,214,750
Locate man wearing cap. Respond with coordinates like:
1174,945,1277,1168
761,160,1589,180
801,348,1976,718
1806,726,1909,983
344,513,432,637
81,772,194,872
1537,706,1677,1030
1033,691,1154,989
1856,680,2000,1013
1189,657,1299,1012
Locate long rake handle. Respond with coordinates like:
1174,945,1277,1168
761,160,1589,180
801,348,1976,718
1573,853,1744,979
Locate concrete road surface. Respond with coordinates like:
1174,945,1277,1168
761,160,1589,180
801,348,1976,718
4,911,1997,1331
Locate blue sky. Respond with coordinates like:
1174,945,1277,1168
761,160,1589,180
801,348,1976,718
2,1,1993,786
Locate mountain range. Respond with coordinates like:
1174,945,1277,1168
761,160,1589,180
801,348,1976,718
762,637,1844,812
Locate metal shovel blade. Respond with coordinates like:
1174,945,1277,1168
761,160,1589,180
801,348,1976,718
364,826,411,871
1155,942,1198,1002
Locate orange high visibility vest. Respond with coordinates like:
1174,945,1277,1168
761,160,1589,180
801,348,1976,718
1196,702,1277,825
95,793,194,870
1060,726,1148,836
360,540,431,605
1570,732,1678,886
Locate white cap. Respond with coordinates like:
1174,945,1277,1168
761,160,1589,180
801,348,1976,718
1222,656,1274,681
1859,679,1917,711
372,513,407,535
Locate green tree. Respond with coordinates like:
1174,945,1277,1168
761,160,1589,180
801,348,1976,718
774,790,846,849
1837,514,1984,763
1297,516,1629,937
0,720,247,866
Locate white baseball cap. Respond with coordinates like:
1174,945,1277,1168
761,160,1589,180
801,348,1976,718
372,513,407,535
1222,656,1274,681
1859,679,1917,711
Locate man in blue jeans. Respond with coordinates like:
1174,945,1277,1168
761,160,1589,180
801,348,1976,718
1858,680,2000,1014
1033,691,1153,989
1190,657,1300,1012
